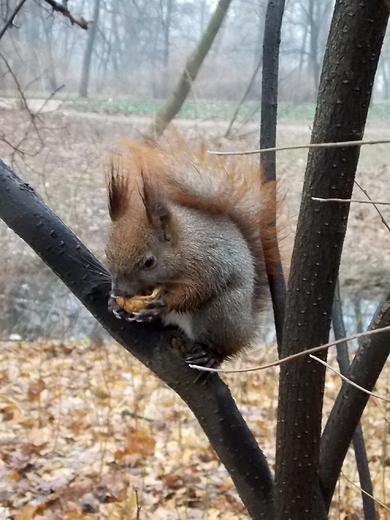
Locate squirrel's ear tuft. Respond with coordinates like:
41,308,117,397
107,159,129,221
142,174,177,243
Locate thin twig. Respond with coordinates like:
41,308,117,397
0,0,28,40
134,488,141,520
189,324,390,373
0,53,30,114
42,0,88,29
341,472,390,511
224,57,262,138
33,83,65,117
208,138,390,156
312,197,390,206
355,180,390,233
310,355,390,402
0,53,45,160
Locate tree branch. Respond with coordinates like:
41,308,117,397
0,0,28,40
0,159,274,519
260,0,287,353
208,138,390,156
320,290,390,510
146,0,232,139
42,0,88,30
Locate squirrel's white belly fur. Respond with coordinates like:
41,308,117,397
163,311,194,340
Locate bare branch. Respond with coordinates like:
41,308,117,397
341,472,390,511
0,53,30,114
355,180,390,233
189,325,390,374
310,354,390,402
208,138,390,156
331,282,375,520
225,57,262,139
0,53,45,159
320,290,390,508
312,197,390,205
259,0,287,353
0,0,28,40
42,0,89,29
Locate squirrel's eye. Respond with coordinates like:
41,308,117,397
143,255,156,270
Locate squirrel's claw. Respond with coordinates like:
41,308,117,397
129,298,166,323
186,344,218,383
145,298,165,309
108,295,128,320
186,343,218,370
108,294,165,323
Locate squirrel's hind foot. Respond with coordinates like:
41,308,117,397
186,343,220,381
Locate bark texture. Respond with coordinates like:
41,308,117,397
275,1,388,518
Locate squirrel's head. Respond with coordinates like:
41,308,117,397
105,165,179,298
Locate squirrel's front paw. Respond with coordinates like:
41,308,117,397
108,294,129,320
127,298,166,323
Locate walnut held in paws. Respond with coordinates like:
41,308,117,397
115,287,162,314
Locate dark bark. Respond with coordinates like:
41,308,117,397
259,0,287,352
79,0,101,98
275,1,388,518
146,0,232,139
331,283,375,520
0,160,274,520
320,290,390,510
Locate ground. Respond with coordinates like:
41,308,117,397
0,104,390,518
0,338,389,519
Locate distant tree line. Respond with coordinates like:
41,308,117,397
1,0,389,102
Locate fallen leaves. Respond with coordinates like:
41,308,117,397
0,339,256,519
0,339,389,518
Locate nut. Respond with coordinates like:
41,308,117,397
115,287,162,313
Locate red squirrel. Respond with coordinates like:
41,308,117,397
105,141,277,367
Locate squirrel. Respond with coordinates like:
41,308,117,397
105,140,278,368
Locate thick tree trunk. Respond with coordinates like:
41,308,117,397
146,0,232,139
275,1,388,518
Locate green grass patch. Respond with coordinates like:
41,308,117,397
64,98,261,120
64,98,390,122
